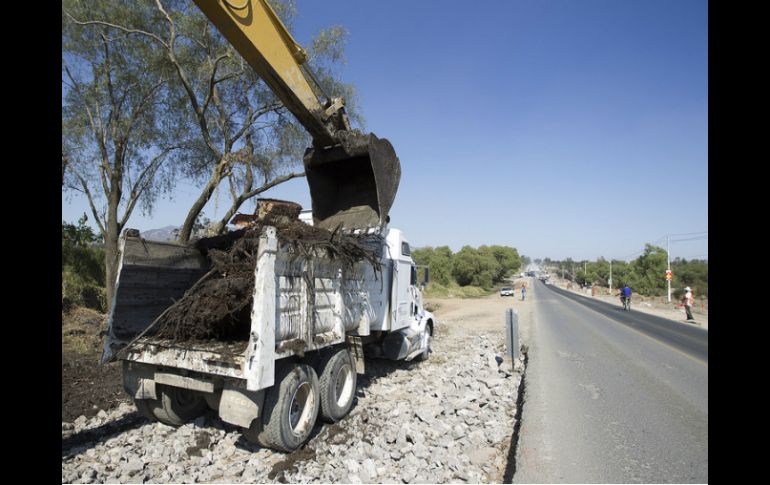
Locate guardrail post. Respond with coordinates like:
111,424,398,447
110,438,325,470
505,308,519,368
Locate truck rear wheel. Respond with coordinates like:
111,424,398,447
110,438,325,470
318,348,357,423
147,384,208,426
247,363,320,452
133,398,157,422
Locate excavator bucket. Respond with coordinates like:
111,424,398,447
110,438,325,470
304,131,401,232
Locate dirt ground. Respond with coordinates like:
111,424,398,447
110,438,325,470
62,308,129,422
426,277,534,347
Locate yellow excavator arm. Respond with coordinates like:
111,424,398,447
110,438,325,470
193,0,400,231
192,0,345,147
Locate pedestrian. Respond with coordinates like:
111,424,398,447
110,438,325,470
521,283,526,301
682,286,694,321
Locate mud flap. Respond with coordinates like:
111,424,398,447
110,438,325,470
304,131,400,231
347,335,366,375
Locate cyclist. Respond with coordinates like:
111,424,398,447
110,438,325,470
622,285,632,310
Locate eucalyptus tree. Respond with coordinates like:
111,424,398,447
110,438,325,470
63,0,184,310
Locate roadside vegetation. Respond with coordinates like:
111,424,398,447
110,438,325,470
62,215,106,313
412,245,523,298
541,244,708,299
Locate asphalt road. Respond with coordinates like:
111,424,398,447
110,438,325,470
513,279,708,483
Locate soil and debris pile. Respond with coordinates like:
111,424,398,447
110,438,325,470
150,211,382,345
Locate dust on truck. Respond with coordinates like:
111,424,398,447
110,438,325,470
102,222,434,451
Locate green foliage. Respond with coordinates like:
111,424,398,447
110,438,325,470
422,282,494,299
671,258,708,299
451,246,498,289
628,244,668,296
412,244,522,291
411,246,453,286
62,214,100,247
479,245,521,283
62,217,106,312
543,245,707,298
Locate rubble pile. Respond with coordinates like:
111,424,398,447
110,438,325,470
62,331,525,484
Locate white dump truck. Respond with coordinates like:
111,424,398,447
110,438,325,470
103,222,434,451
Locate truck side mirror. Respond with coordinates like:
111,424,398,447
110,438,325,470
411,265,418,286
423,267,430,285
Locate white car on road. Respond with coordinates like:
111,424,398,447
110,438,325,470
500,286,514,297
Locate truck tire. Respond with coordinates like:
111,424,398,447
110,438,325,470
147,384,208,426
415,324,432,362
248,363,320,452
318,348,357,423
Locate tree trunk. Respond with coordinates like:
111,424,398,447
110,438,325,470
104,166,123,314
104,231,120,314
177,162,227,243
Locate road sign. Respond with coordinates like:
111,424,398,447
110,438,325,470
665,270,672,280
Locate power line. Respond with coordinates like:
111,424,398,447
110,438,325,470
670,236,708,243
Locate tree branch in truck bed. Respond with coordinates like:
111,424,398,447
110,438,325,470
136,214,382,348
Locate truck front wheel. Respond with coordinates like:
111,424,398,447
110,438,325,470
415,324,433,362
145,384,208,426
247,363,320,451
318,348,357,423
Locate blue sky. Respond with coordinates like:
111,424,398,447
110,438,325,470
62,0,708,261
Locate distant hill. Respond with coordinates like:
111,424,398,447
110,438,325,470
140,225,178,242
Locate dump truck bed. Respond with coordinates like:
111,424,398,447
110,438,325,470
103,226,390,391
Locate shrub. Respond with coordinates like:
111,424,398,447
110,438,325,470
62,217,106,313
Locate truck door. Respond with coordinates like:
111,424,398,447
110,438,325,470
392,240,415,330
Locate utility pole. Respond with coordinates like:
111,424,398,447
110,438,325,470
666,234,671,303
609,259,613,295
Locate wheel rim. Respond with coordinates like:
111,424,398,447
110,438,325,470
334,363,354,407
288,382,315,437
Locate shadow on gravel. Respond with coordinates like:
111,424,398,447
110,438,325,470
502,349,528,483
61,412,150,459
357,356,419,390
